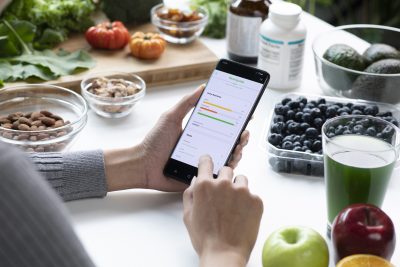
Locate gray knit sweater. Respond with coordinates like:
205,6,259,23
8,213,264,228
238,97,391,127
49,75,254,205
0,142,108,267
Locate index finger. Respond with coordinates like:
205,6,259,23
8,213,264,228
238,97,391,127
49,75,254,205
197,155,214,180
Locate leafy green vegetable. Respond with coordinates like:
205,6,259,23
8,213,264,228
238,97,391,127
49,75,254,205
0,19,36,56
192,0,228,39
0,19,95,87
1,0,95,48
13,49,95,77
102,0,161,24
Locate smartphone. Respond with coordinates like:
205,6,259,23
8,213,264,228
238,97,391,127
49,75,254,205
163,59,270,184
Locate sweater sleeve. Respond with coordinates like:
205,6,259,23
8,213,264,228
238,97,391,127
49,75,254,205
29,150,108,201
0,142,96,267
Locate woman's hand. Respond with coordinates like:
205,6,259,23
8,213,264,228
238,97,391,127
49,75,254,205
183,156,263,267
104,85,250,192
139,85,250,192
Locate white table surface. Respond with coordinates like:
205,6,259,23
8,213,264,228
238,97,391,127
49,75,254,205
66,13,400,267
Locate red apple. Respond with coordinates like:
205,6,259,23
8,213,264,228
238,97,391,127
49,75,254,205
331,203,396,263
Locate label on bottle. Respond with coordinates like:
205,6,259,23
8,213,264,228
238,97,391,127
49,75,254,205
258,35,305,89
227,11,263,57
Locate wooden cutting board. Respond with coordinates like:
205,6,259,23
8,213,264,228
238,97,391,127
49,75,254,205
8,24,218,91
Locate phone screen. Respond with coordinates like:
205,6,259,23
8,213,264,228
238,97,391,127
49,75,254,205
164,59,269,183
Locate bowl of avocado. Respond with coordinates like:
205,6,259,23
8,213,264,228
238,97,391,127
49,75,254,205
313,24,400,105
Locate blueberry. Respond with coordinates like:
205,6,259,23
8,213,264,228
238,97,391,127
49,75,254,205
300,122,310,131
345,102,354,109
376,133,383,139
281,97,292,105
288,122,301,134
271,122,285,134
302,108,311,114
390,119,399,127
351,109,363,115
273,115,285,123
330,105,340,111
313,118,324,129
305,149,312,153
340,112,349,116
382,126,394,138
327,132,335,138
275,104,289,115
293,135,301,142
377,111,393,117
293,146,303,152
300,134,307,143
305,127,318,139
318,104,328,113
326,107,337,118
337,107,351,114
312,140,322,152
295,112,303,122
268,133,283,146
364,105,379,116
343,130,352,135
310,100,318,106
293,141,302,147
352,125,365,134
317,98,326,105
301,146,309,151
288,101,300,109
305,103,315,109
283,135,293,143
335,125,345,135
352,104,366,111
303,140,312,148
297,96,307,105
282,141,294,150
310,108,321,118
366,127,376,136
334,102,344,108
302,113,312,123
286,110,296,120
357,119,370,127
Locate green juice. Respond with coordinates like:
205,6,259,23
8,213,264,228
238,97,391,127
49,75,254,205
325,134,395,224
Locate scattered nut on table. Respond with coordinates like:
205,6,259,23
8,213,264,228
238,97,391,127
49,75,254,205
0,110,73,152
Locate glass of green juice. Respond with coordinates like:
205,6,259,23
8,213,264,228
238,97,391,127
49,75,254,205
322,115,400,236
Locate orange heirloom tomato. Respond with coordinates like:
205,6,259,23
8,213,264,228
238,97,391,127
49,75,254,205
85,21,130,50
129,32,166,60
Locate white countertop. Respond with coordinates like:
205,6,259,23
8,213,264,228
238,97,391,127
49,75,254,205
66,13,400,267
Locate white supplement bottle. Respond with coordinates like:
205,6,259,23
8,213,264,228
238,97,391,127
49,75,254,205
257,2,306,90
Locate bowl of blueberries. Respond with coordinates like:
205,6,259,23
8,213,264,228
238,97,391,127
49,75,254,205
265,93,400,176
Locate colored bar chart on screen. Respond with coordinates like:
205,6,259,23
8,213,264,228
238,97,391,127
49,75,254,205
203,101,232,112
197,112,235,126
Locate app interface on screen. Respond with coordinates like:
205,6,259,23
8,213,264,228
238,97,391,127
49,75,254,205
171,69,264,174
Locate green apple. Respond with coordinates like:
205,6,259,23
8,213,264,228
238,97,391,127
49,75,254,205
262,226,329,267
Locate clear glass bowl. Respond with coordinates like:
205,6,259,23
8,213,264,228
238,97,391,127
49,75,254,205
313,24,400,104
0,84,87,152
81,72,146,119
151,3,208,44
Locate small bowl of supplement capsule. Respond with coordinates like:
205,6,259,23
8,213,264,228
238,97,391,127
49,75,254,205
0,84,88,152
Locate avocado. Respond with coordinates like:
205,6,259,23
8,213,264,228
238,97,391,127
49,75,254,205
321,44,366,92
363,43,400,65
323,44,367,71
349,59,400,103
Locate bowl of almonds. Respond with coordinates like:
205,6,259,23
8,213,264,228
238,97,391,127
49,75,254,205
0,84,88,152
81,72,146,118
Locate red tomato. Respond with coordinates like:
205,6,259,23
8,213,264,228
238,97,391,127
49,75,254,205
85,21,130,50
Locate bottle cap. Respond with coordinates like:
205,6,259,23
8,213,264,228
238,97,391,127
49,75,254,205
269,2,302,28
